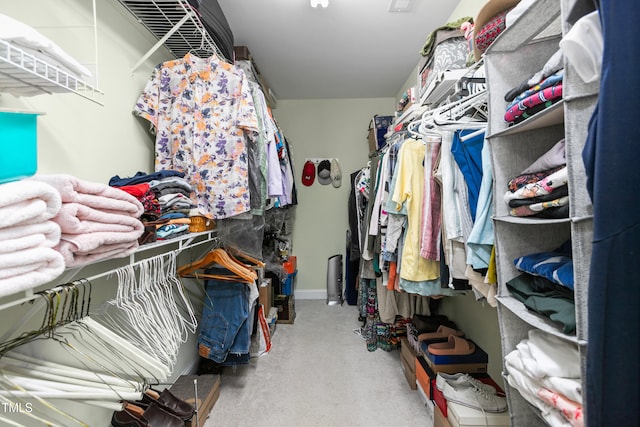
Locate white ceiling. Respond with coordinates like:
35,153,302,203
217,0,460,100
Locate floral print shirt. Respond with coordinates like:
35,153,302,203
134,53,259,219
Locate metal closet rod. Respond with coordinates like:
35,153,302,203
0,232,219,313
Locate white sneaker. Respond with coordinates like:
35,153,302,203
436,372,497,394
441,381,508,413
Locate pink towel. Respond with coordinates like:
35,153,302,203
56,203,144,234
31,174,144,218
56,227,143,267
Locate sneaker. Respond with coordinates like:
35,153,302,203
441,381,508,413
436,372,497,395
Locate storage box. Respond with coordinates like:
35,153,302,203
282,271,296,295
283,256,297,274
0,109,42,184
415,355,436,399
274,294,295,324
421,340,489,374
447,401,510,427
259,278,272,314
400,337,417,390
168,374,221,427
367,115,393,152
434,404,452,427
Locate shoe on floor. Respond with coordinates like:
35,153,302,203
436,372,497,395
441,381,508,413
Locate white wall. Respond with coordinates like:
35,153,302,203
273,98,394,299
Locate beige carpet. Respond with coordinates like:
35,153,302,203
203,299,427,427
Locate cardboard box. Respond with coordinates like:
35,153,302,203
168,375,221,427
434,404,452,427
447,401,510,427
282,271,296,295
421,340,489,374
283,256,297,274
259,278,272,314
274,294,295,324
415,355,436,399
400,337,417,390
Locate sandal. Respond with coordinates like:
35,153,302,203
427,335,476,356
417,325,464,342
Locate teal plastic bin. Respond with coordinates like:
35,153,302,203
0,110,41,184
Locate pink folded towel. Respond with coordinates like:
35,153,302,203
56,203,145,234
31,174,144,218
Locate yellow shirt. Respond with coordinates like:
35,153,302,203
391,139,439,281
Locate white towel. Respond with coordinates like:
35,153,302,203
0,247,64,298
0,180,61,228
0,221,60,253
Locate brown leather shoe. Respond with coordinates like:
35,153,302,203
142,388,195,421
111,402,184,427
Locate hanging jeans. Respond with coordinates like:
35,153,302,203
198,269,251,366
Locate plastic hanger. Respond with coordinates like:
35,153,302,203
177,247,258,283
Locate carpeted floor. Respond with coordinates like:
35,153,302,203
203,299,427,427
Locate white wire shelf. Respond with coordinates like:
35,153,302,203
118,0,226,72
0,39,104,105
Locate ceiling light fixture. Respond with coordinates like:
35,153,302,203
388,0,415,13
310,0,329,8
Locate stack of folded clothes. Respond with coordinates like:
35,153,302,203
507,240,576,334
505,329,583,427
504,138,569,219
0,179,65,298
503,50,564,126
32,174,144,267
109,170,200,242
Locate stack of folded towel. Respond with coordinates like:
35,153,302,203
32,174,144,267
0,180,65,298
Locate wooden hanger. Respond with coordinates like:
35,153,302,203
177,248,258,283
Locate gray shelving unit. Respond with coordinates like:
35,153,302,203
484,0,597,425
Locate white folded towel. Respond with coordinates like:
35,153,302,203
0,180,61,228
0,247,64,298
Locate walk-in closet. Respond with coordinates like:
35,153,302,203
0,0,635,426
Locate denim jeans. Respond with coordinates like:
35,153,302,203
198,269,251,365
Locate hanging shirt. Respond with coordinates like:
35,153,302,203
391,138,439,282
134,53,259,220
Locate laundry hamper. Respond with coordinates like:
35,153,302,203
326,254,343,306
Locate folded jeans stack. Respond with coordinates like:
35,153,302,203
437,372,508,413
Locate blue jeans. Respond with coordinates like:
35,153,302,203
198,270,251,365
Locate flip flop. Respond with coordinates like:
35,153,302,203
427,335,476,356
417,325,464,342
